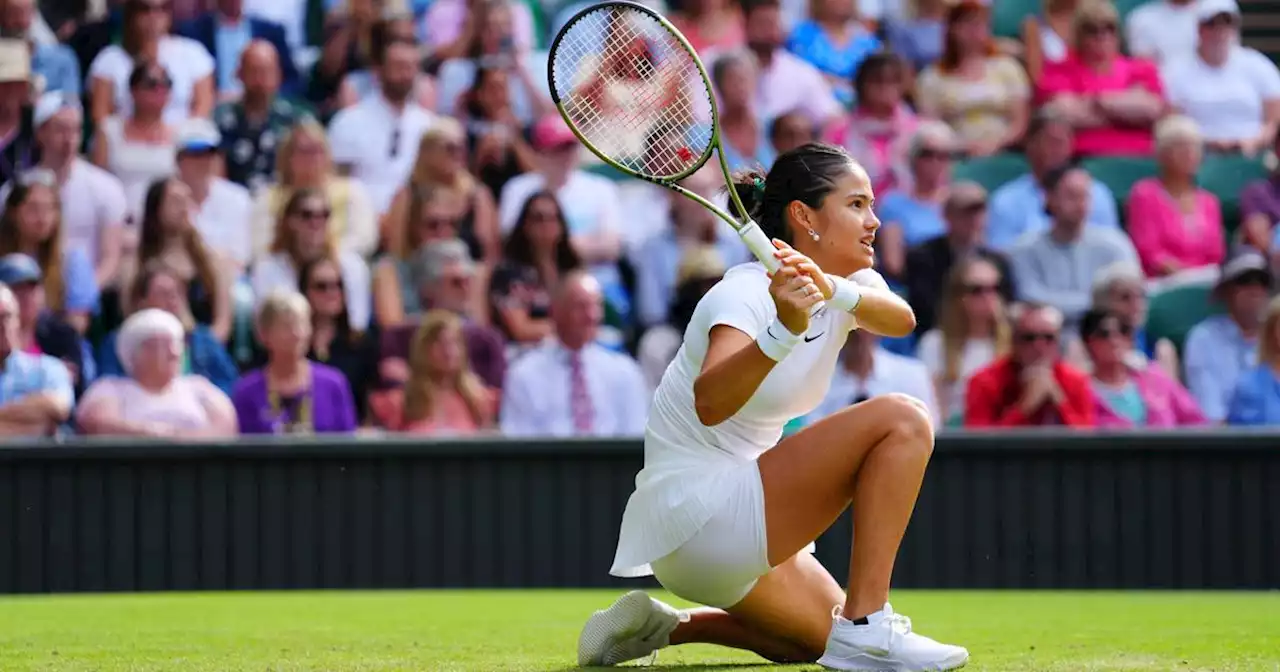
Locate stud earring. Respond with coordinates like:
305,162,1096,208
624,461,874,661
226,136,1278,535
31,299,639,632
808,228,820,242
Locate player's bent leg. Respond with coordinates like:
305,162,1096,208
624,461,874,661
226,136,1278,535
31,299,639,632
723,552,848,661
757,393,968,671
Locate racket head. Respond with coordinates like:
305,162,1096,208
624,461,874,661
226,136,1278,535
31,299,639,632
547,1,719,185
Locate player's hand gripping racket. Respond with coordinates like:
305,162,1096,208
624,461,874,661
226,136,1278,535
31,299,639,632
547,0,785,274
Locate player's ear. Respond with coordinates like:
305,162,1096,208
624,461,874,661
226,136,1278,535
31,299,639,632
788,200,816,240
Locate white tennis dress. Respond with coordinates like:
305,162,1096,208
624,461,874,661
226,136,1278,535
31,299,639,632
610,262,858,606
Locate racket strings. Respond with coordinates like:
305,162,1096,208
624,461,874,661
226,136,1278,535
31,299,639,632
550,6,714,179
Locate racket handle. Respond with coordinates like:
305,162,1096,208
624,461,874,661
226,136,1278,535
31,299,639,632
739,220,827,315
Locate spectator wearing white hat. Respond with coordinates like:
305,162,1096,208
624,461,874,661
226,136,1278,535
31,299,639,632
0,38,37,186
1161,0,1280,157
0,0,81,96
19,92,129,290
171,118,253,275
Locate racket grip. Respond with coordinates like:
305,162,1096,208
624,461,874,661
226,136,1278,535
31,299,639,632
739,220,780,273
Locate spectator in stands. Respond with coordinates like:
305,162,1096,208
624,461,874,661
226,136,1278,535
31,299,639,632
882,0,947,72
122,178,231,342
1162,0,1280,157
1021,0,1076,82
671,0,745,53
98,261,238,393
373,187,472,326
297,256,377,422
987,110,1120,251
806,327,940,426
425,0,536,59
1037,0,1166,157
326,37,436,216
0,281,73,435
965,302,1094,427
213,40,306,192
500,270,648,437
824,52,917,194
435,0,548,124
1227,295,1280,425
174,118,254,276
175,0,298,100
252,187,371,330
1126,0,1205,66
251,119,377,261
378,239,506,391
1086,261,1179,378
1008,164,1139,327
634,169,746,330
637,247,725,390
918,256,1010,426
338,14,436,110
76,308,237,437
24,92,127,290
1080,308,1205,428
489,191,580,348
393,309,497,435
306,0,387,114
875,120,955,280
0,254,87,395
382,119,499,264
0,0,80,95
1184,250,1271,422
86,0,214,125
90,62,180,209
712,50,774,172
736,0,840,125
915,0,1030,157
766,110,817,155
241,0,308,59
785,0,880,105
459,65,538,198
232,290,357,434
904,181,1014,335
1240,134,1280,253
0,39,37,187
1126,115,1225,278
0,175,99,333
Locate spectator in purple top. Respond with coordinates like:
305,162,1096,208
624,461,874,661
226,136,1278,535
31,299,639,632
1239,134,1280,254
232,289,357,434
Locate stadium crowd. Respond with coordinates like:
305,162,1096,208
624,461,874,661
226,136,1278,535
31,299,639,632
0,0,1279,439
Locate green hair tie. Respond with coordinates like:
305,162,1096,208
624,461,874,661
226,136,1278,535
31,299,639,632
752,176,766,195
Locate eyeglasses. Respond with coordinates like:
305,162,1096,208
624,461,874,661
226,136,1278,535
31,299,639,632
1016,331,1058,344
1202,14,1237,28
1081,22,1117,36
136,76,172,90
443,274,473,288
294,208,331,221
309,279,342,292
1089,324,1133,340
389,127,401,159
963,283,999,296
917,148,954,161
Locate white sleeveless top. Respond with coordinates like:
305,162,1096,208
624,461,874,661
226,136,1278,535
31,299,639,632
88,376,214,430
99,116,177,215
611,263,857,577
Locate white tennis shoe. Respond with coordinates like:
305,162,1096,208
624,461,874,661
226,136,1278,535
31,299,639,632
577,590,686,667
817,603,968,671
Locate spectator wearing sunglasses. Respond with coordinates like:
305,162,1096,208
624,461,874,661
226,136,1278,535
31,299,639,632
90,62,179,214
874,121,957,282
1080,308,1205,428
965,302,1094,427
296,256,377,422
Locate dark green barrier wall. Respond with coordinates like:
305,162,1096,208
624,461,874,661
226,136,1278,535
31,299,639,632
0,431,1276,594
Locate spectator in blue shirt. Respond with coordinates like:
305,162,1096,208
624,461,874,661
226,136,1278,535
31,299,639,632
176,0,300,99
875,120,956,281
0,0,81,96
0,282,73,437
987,111,1119,251
1186,251,1271,423
1227,294,1280,426
785,0,880,105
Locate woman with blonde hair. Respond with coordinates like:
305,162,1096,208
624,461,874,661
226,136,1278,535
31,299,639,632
396,309,497,435
381,118,499,264
248,119,377,261
916,255,1012,426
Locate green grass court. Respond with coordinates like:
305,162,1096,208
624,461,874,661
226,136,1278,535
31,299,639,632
1,590,1276,671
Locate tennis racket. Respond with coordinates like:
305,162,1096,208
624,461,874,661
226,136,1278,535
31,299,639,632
546,0,781,272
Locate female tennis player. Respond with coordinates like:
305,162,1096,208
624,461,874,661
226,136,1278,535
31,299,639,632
577,142,968,671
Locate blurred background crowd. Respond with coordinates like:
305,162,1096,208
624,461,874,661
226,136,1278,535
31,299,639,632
1,0,1279,440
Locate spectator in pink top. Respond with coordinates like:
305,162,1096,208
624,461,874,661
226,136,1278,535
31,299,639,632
669,0,745,53
1036,0,1167,157
824,52,918,194
1125,115,1225,277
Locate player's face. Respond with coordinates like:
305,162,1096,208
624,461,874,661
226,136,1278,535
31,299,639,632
807,164,879,276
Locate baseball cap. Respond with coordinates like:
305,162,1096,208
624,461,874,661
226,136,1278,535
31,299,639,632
0,254,43,286
532,114,578,151
175,118,222,154
33,91,82,128
1216,249,1270,290
1196,0,1240,22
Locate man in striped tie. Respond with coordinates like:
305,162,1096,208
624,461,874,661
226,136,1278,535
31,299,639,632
500,270,650,437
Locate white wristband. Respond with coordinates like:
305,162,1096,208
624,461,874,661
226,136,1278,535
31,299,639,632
755,320,803,362
828,276,863,313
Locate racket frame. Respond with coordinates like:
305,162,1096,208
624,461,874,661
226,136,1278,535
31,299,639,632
546,0,780,271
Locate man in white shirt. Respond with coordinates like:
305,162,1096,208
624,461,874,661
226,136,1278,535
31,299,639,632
803,328,939,427
501,270,649,438
171,118,253,274
730,0,840,126
327,37,435,216
24,92,127,290
1162,0,1280,155
1125,0,1201,65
